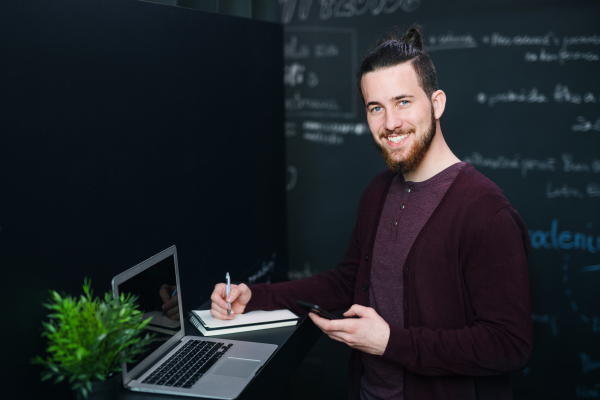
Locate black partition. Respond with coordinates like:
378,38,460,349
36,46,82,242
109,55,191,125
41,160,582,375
0,0,284,398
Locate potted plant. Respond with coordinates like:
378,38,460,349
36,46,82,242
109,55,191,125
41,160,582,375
32,279,154,399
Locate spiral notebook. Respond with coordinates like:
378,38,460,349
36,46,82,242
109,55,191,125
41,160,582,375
189,309,299,336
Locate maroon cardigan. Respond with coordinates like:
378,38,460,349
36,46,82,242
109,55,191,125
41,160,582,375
246,164,532,400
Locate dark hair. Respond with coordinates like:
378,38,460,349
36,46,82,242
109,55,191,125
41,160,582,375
356,26,438,103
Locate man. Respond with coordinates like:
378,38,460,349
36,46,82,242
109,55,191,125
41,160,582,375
210,26,532,400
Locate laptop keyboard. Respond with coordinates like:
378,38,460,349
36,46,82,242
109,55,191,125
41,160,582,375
142,340,233,389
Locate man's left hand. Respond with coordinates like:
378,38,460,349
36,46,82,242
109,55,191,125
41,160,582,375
308,304,390,356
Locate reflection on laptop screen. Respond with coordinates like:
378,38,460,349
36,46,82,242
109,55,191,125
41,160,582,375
117,254,181,371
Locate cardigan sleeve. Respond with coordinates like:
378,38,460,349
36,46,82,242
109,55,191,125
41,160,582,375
244,194,368,316
381,205,533,376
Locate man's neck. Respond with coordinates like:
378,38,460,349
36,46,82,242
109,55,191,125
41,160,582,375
402,127,461,182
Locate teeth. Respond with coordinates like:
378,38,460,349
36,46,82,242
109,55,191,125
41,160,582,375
387,134,408,143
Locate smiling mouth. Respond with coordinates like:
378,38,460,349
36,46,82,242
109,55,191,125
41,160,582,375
386,133,409,143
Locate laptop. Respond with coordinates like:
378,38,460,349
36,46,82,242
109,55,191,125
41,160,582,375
112,246,278,399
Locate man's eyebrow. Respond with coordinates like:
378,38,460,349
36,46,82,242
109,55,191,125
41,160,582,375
365,95,415,108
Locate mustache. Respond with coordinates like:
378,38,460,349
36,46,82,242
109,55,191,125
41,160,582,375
378,127,415,139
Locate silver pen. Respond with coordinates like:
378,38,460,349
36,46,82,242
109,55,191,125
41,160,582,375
226,272,231,316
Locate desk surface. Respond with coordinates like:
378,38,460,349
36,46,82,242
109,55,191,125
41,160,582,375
117,307,322,400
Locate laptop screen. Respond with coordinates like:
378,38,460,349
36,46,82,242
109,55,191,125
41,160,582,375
117,253,182,372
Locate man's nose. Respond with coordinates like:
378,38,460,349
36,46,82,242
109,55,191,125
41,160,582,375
383,109,403,132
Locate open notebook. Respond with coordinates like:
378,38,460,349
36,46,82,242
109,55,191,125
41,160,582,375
189,309,299,336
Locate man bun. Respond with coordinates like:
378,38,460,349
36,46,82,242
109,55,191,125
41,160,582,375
401,25,424,51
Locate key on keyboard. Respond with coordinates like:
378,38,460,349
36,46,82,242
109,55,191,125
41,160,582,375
142,340,233,389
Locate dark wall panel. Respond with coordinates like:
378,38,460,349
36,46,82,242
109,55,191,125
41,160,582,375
0,0,284,398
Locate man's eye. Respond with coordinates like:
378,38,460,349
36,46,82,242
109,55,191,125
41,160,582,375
398,100,409,107
371,106,382,113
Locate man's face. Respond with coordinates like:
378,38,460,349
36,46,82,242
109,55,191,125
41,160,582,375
361,62,437,175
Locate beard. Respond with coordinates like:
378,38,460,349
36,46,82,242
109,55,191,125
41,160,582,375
373,106,437,175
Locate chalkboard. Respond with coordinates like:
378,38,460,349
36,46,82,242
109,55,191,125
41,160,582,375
279,1,600,398
0,0,284,398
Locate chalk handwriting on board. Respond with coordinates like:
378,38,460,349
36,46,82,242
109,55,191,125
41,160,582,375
303,131,344,145
581,264,600,272
286,92,340,111
545,182,600,199
285,35,341,60
426,30,600,65
284,28,357,118
285,122,297,137
576,384,600,398
563,154,600,173
284,63,319,88
426,32,477,52
287,262,313,280
562,255,600,335
463,152,556,177
247,254,276,284
588,183,600,197
287,165,298,191
314,43,340,57
579,353,600,373
465,152,600,180
279,0,422,24
524,48,599,64
572,117,600,132
555,85,599,104
303,120,368,135
546,182,585,199
301,120,369,145
482,32,558,47
475,88,548,107
475,85,599,107
529,220,599,253
531,313,558,336
285,35,311,60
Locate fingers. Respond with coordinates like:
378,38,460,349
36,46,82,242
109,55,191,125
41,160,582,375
226,284,251,304
166,311,180,320
308,312,346,333
210,301,234,320
162,295,179,311
226,286,242,304
209,282,252,320
164,301,179,317
343,304,368,318
210,283,229,310
308,313,356,347
159,284,177,303
210,283,234,320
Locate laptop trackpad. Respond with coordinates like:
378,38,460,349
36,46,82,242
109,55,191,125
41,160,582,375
212,358,260,378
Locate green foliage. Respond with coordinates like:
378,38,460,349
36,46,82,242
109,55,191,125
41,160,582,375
32,279,153,399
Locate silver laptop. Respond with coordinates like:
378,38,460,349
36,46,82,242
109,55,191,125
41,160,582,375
112,246,278,399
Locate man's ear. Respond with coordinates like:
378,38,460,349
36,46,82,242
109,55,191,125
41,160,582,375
431,90,446,119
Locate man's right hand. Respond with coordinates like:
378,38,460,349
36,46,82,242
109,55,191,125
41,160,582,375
210,282,252,320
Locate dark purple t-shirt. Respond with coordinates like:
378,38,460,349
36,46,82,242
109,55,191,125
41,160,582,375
360,162,466,400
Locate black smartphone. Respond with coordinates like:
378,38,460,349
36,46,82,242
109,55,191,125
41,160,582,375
295,300,341,320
